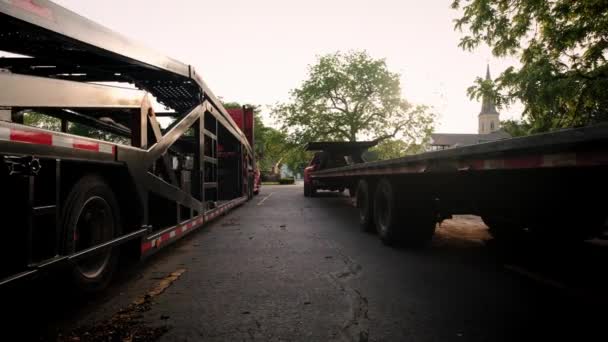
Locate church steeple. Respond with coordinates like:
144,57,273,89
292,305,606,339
480,64,498,116
478,64,500,134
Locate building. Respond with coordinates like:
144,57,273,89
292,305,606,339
430,65,511,150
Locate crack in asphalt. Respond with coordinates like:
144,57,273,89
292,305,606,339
260,216,371,342
322,241,370,342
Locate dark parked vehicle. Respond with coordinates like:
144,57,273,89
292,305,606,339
303,141,377,197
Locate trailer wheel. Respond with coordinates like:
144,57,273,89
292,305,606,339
310,184,318,197
304,182,311,197
373,179,400,245
356,180,374,232
248,177,254,199
374,179,436,247
62,175,121,292
482,217,525,243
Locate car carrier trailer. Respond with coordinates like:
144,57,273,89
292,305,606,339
0,0,256,291
309,124,608,246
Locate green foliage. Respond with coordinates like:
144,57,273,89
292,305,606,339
281,147,311,176
452,0,608,132
23,112,61,131
501,119,533,137
23,112,127,143
278,177,295,185
368,139,427,161
68,122,128,143
272,50,435,146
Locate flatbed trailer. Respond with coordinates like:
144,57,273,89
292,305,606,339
310,124,608,246
0,0,255,291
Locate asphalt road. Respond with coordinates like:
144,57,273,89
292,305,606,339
3,184,608,341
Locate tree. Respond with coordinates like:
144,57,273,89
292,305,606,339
272,51,435,147
368,138,428,161
501,119,533,137
452,0,608,132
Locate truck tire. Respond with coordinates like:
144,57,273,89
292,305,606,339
304,182,311,197
373,179,400,245
310,184,317,197
61,175,121,292
248,177,254,199
356,179,374,232
374,178,436,247
482,217,525,244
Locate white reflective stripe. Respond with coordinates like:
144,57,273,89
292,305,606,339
0,126,9,141
169,231,176,238
98,144,114,154
52,135,73,149
542,153,576,167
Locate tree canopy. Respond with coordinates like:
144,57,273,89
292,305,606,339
367,139,427,161
452,0,608,133
272,51,435,148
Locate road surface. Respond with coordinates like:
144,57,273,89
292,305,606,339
3,184,607,341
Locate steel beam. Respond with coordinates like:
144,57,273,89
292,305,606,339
0,73,146,109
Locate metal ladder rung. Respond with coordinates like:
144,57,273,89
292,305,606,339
32,205,56,216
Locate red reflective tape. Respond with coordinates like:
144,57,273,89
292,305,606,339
10,129,53,145
73,139,100,152
470,160,485,170
577,151,608,166
504,155,542,169
141,241,153,253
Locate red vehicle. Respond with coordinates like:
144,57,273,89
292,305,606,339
226,107,260,196
303,142,377,197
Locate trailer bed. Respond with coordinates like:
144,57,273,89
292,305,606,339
312,123,608,178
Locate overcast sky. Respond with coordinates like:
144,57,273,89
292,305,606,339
51,0,521,133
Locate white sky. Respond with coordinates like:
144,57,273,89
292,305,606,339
48,0,522,133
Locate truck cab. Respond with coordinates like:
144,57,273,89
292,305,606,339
303,141,376,197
